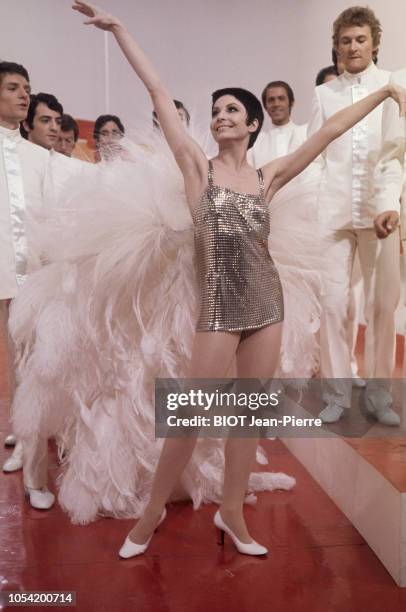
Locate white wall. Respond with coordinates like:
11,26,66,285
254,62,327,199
1,1,405,130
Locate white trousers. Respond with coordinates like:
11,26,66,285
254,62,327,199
1,299,48,488
348,253,364,377
402,244,406,379
320,228,400,408
0,299,15,400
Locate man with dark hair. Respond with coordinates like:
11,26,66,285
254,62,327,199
153,99,190,129
0,61,55,508
248,80,306,169
23,92,63,150
55,114,79,157
308,6,402,424
93,114,125,161
316,65,338,87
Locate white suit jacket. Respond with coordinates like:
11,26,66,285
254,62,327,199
248,121,307,169
0,128,93,299
307,62,402,230
0,126,49,299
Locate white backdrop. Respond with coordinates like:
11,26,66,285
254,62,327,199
1,0,405,130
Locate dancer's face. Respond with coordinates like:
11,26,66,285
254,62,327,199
0,73,30,129
263,86,291,126
25,102,62,150
336,24,376,74
210,95,258,146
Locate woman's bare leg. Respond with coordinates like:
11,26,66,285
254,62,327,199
128,331,240,544
220,322,283,543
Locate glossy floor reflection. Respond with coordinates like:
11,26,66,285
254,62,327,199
1,330,406,611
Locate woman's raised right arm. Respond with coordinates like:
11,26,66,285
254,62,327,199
72,2,207,176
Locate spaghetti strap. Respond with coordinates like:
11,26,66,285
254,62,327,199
208,159,214,188
257,168,265,199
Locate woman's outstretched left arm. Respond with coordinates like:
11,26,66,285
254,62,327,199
262,83,406,199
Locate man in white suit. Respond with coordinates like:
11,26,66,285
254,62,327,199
307,7,402,424
0,61,56,507
248,81,307,169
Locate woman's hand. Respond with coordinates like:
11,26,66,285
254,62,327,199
387,83,406,117
72,1,122,31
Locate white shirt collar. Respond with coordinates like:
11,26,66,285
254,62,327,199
269,120,294,131
342,61,377,84
0,124,23,143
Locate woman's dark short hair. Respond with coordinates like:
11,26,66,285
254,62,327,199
212,87,264,149
93,114,125,141
152,99,190,128
25,93,63,129
315,65,338,86
261,81,295,110
0,61,29,85
61,114,79,142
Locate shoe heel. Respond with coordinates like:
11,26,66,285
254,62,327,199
217,528,225,546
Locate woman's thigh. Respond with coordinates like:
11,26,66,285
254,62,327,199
236,322,283,378
187,331,240,378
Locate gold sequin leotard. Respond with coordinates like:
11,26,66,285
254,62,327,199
193,160,284,333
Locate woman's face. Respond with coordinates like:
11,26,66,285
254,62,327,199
210,95,257,146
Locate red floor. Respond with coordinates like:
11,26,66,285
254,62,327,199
1,330,406,611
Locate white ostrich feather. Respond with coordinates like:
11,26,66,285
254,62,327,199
9,131,322,524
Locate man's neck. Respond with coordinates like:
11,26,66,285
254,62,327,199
344,60,374,76
271,119,291,128
0,118,19,130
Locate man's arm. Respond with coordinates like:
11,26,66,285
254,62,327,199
374,93,405,216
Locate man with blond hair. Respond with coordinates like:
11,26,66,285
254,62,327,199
308,6,402,424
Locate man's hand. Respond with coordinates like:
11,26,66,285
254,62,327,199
373,210,399,239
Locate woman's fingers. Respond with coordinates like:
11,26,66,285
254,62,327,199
72,1,98,18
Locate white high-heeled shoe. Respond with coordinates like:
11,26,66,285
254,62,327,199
4,434,17,447
119,508,167,559
214,510,268,556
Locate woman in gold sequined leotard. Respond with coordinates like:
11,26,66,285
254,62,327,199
73,0,406,558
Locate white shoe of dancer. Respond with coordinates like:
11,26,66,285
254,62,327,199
119,508,167,559
214,510,268,556
4,434,17,447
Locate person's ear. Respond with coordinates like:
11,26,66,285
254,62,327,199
248,118,259,133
